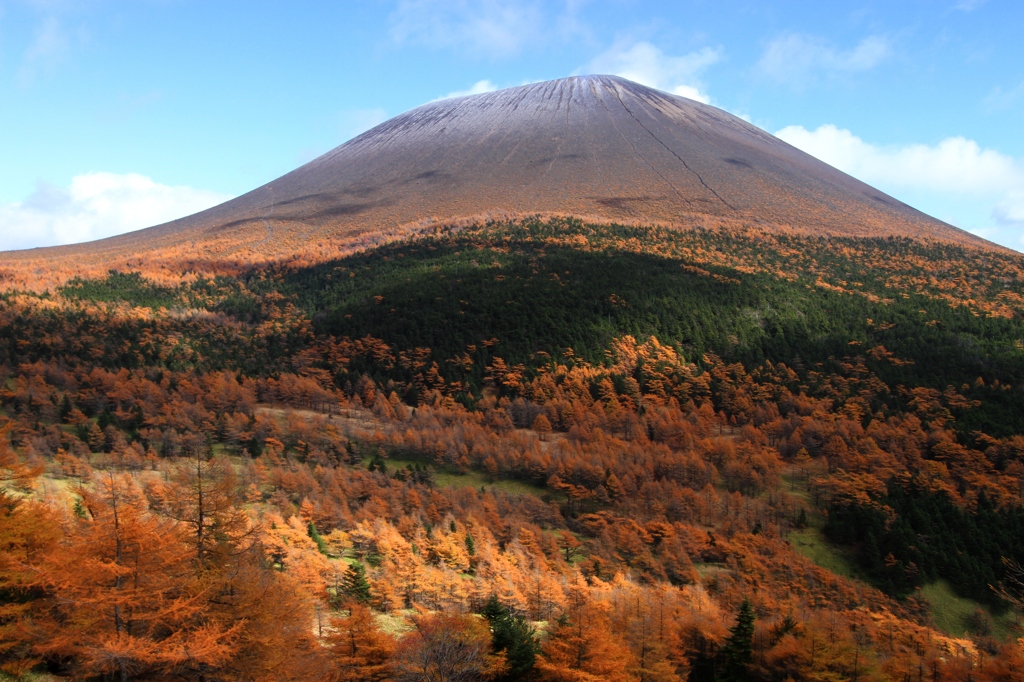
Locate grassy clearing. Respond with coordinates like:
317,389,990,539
783,493,1023,642
367,456,549,499
920,580,1019,640
375,610,417,637
694,562,729,577
783,473,863,581
788,526,864,581
432,468,548,497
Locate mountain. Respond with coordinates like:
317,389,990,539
1,76,992,287
4,76,1024,680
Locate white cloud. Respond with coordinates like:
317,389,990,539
955,0,987,11
17,14,70,83
389,0,556,57
776,124,1022,195
984,80,1024,111
581,41,721,104
433,79,499,101
776,124,1024,248
0,172,231,252
995,190,1024,227
757,34,892,86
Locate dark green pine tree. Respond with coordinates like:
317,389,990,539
718,599,755,682
59,394,72,421
482,594,508,626
307,522,330,556
341,561,373,604
367,452,387,473
482,595,539,681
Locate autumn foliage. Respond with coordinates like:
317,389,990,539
2,220,1024,680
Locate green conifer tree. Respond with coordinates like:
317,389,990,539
719,599,755,682
307,521,330,555
59,394,72,421
341,561,373,604
482,594,538,680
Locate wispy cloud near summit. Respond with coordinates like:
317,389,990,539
580,41,721,104
388,0,584,57
757,33,892,87
433,80,500,102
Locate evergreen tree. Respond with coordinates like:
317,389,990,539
308,521,330,555
97,407,114,431
719,599,755,682
58,394,72,421
342,561,373,604
482,595,539,681
367,452,386,474
482,595,506,623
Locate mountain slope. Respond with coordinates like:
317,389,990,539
1,76,994,289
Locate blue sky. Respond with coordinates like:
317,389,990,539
1,0,1022,251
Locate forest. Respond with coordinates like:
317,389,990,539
2,218,1024,680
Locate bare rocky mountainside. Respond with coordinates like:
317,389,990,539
1,75,991,288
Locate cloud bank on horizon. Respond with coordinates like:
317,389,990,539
776,125,1024,247
0,173,230,252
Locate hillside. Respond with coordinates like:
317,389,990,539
2,79,1024,681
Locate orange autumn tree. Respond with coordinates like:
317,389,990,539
0,498,59,677
31,472,240,681
154,437,255,568
327,602,396,681
205,558,326,681
393,612,503,681
150,440,325,681
0,422,42,491
0,442,57,677
537,578,634,682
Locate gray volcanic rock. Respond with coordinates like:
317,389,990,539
5,75,988,268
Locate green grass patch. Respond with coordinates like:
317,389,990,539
375,610,417,637
919,580,1019,640
784,478,865,581
432,468,548,497
0,671,65,681
364,456,547,498
788,526,863,581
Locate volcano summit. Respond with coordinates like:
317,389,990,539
2,76,989,285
